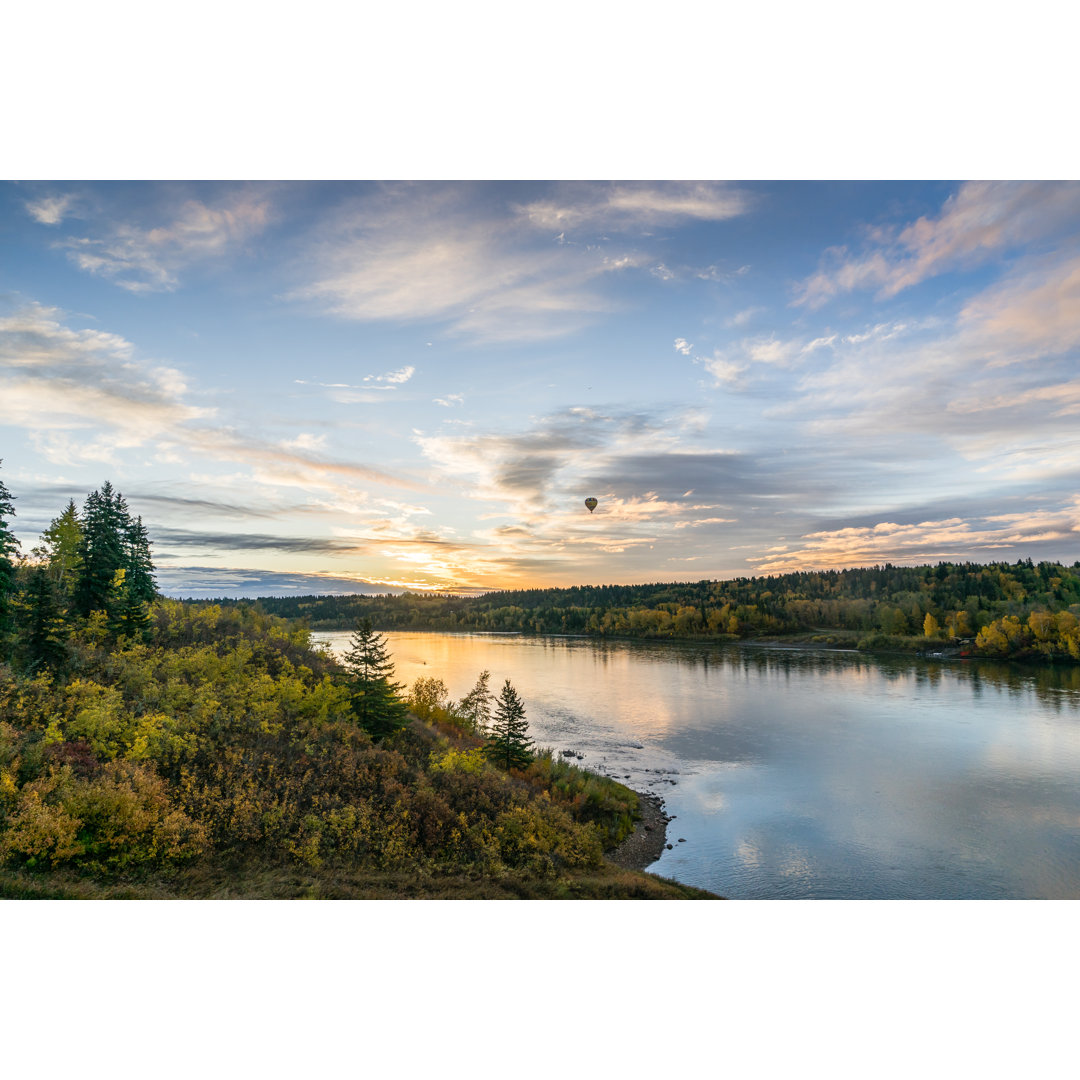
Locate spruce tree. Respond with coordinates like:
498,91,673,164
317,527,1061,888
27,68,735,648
106,568,152,643
0,463,20,659
485,679,534,770
342,618,410,740
124,515,157,604
21,565,68,673
74,483,127,616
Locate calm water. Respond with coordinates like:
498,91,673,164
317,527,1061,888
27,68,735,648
314,630,1080,899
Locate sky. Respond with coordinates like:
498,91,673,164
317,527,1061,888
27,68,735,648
2,179,1080,597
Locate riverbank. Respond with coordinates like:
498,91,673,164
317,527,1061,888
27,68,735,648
605,790,672,871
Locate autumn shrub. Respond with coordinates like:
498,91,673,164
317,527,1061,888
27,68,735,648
492,803,603,875
1,762,206,874
525,750,639,848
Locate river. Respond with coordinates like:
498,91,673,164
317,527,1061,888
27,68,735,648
313,630,1080,899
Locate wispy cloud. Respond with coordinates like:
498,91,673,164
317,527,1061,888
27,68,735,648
0,303,424,498
152,566,416,599
292,183,745,344
56,191,271,292
25,193,76,225
726,306,763,328
673,337,694,355
515,181,754,233
794,181,1080,308
748,505,1080,574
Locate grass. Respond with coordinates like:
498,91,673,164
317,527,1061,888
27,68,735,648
0,860,720,900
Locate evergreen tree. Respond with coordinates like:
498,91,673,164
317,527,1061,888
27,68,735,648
106,568,152,643
74,482,128,616
341,618,410,740
458,669,495,734
0,462,20,659
485,679,534,770
20,565,68,673
124,514,157,604
72,483,155,617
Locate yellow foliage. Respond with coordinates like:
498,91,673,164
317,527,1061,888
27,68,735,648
429,747,487,774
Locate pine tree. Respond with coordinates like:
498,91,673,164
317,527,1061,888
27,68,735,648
74,483,128,616
458,669,495,734
106,568,152,643
124,515,157,604
20,565,68,673
485,679,534,770
341,618,410,740
0,462,20,659
72,483,155,617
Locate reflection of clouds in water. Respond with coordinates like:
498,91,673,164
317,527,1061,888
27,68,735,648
736,839,760,867
779,850,814,881
660,724,770,764
980,718,1080,775
317,630,1080,898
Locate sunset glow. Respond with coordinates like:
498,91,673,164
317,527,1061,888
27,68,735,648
3,181,1079,596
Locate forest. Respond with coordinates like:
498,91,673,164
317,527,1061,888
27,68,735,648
247,561,1080,663
0,471,710,899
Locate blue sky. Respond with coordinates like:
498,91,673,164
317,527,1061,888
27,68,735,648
2,180,1079,596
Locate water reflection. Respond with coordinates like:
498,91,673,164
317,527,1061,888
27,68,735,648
314,631,1080,899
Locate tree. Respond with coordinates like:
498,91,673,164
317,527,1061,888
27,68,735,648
20,565,68,673
36,500,83,594
0,462,20,659
124,514,157,604
341,618,409,740
485,679,534,770
107,568,152,643
74,483,128,616
409,676,450,721
458,669,494,735
72,483,156,618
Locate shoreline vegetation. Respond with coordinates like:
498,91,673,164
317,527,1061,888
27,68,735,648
3,473,1074,899
232,560,1080,667
0,474,716,899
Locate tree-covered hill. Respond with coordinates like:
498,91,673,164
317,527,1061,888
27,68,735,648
0,471,712,899
244,560,1080,663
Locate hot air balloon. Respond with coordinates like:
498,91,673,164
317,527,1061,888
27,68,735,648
585,497,598,513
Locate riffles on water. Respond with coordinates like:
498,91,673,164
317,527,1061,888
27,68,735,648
313,630,1080,900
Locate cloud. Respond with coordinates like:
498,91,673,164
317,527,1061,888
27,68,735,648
775,252,1080,484
26,194,76,225
155,528,360,554
701,354,745,385
291,183,726,344
414,406,695,518
794,181,1080,308
515,181,754,232
726,306,763,328
58,191,271,292
699,333,820,386
366,365,415,385
673,337,693,355
958,251,1080,361
434,393,464,408
152,566,415,599
748,506,1080,574
0,302,425,495
282,433,328,451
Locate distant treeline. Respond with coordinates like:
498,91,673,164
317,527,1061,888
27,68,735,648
226,560,1080,663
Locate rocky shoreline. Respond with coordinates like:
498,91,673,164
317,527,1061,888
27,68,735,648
605,790,673,871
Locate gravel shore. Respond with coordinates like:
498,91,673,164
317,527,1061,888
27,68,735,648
604,790,672,871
